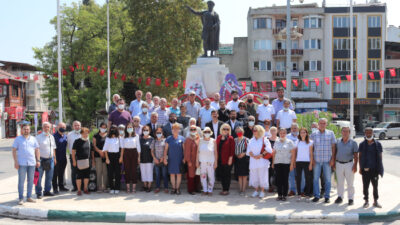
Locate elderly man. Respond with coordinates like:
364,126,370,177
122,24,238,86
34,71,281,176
138,102,150,126
256,94,275,125
129,90,144,117
52,122,69,193
108,94,120,114
276,99,297,132
67,121,82,191
311,118,336,203
334,126,358,205
183,118,202,138
169,98,181,117
132,116,143,135
147,112,160,138
211,93,220,110
177,105,191,129
12,124,40,205
287,123,301,196
108,99,133,128
226,90,241,112
156,98,170,126
149,96,160,113
359,127,384,208
145,92,154,109
185,91,201,121
199,98,214,129
245,94,258,117
35,122,57,198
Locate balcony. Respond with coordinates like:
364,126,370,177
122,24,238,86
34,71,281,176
27,105,36,111
384,98,400,107
273,49,303,58
273,27,304,36
272,71,303,79
291,91,323,99
26,89,35,96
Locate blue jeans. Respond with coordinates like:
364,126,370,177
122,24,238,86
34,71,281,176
154,165,168,189
36,158,54,195
313,162,331,199
18,166,35,200
289,169,305,193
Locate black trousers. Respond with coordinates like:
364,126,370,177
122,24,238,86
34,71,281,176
362,169,379,201
52,159,67,190
219,165,232,192
69,155,77,189
275,163,290,197
107,152,121,190
296,161,313,196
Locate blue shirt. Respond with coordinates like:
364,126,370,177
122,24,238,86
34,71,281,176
139,112,150,126
12,135,39,166
310,129,336,163
108,103,117,115
53,132,68,162
169,107,181,117
272,98,294,117
129,99,144,117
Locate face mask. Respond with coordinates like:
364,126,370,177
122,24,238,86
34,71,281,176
81,137,88,141
190,131,197,136
204,133,211,138
312,128,318,133
366,136,373,141
119,130,125,136
142,108,148,113
236,132,243,137
127,128,134,134
100,128,107,133
156,133,162,139
239,109,245,114
75,129,81,134
284,107,289,111
233,97,238,101
118,104,125,110
248,121,255,127
247,99,253,103
263,100,269,105
169,119,176,123
292,132,299,136
59,128,66,133
143,131,150,136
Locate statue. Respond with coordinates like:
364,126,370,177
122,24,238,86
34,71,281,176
186,1,220,57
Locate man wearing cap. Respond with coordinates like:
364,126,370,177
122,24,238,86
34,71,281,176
185,91,201,121
226,90,241,113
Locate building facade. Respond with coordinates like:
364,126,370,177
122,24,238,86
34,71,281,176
383,42,400,122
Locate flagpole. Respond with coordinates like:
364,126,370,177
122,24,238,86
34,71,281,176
57,0,63,122
349,0,354,137
106,0,111,107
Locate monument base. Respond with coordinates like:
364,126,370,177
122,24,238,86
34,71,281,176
185,57,229,98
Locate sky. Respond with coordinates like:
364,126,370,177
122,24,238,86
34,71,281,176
0,0,399,66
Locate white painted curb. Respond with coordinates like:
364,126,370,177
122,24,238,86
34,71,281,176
0,205,18,216
125,212,200,223
276,213,359,223
18,207,48,219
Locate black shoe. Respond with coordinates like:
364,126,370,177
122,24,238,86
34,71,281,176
146,188,151,193
282,196,287,201
59,187,69,192
189,192,196,195
363,201,369,208
324,198,330,203
334,197,343,204
53,190,59,195
43,192,55,197
373,201,382,208
312,197,319,202
71,188,77,192
176,189,181,195
37,194,42,199
170,189,176,195
348,199,354,205
276,196,282,201
320,192,325,199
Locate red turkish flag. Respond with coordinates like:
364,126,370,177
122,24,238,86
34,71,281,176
165,78,169,87
146,77,151,86
281,80,287,88
379,70,384,78
75,62,79,69
240,81,246,90
346,75,351,81
81,64,85,71
173,80,179,88
293,79,298,87
303,78,309,87
69,65,75,72
272,80,276,87
251,81,257,88
182,80,186,88
93,67,98,72
113,72,118,80
155,78,161,86
335,76,341,84
23,76,28,80
34,75,39,81
62,68,67,76
314,78,320,86
389,68,396,77
86,65,91,73
138,78,142,84
324,77,330,85
357,73,363,80
121,74,126,81
53,73,58,78
368,72,375,80
4,78,9,84
100,69,105,76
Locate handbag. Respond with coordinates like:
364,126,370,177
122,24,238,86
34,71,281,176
260,141,273,160
195,167,201,176
41,158,52,171
77,159,90,170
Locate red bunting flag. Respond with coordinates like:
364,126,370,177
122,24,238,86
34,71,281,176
121,74,126,81
346,75,351,81
183,80,186,88
389,68,396,77
314,78,320,86
281,80,287,88
23,76,28,80
240,81,246,90
100,69,105,76
86,66,91,73
15,77,20,80
145,77,151,86
293,79,298,87
4,78,9,84
113,72,118,80
34,75,39,81
368,72,375,80
379,70,384,78
155,78,161,86
62,68,67,76
251,81,257,88
43,75,48,79
81,64,85,71
75,62,79,69
324,77,330,85
358,73,363,80
53,73,58,78
69,65,75,72
93,67,98,72
335,76,341,84
165,78,169,87
303,78,309,87
272,80,276,87
173,80,179,88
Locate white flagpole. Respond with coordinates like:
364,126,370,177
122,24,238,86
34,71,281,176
350,0,354,137
57,0,63,122
106,0,111,108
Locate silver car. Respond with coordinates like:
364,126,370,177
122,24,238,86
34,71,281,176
373,122,400,140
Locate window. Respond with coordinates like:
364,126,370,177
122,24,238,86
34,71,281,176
12,85,18,97
0,85,7,97
368,16,381,28
368,38,381,50
292,19,298,27
253,40,272,50
304,40,309,49
253,18,271,29
333,38,356,50
333,81,356,93
303,16,322,28
37,99,41,107
292,62,298,71
253,60,271,71
333,16,356,28
276,19,286,28
36,83,40,90
333,59,357,71
304,18,309,28
276,41,286,49
292,40,299,49
253,61,259,71
266,18,272,29
304,60,321,71
304,39,321,49
368,81,380,93
276,61,285,71
368,59,381,71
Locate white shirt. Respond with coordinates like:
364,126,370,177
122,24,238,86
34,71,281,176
103,137,121,153
256,104,275,122
199,106,214,129
123,135,141,152
212,121,219,137
226,100,241,112
246,137,271,169
210,101,220,110
276,109,297,129
129,99,144,117
67,131,81,155
296,140,313,162
198,138,215,163
36,133,56,159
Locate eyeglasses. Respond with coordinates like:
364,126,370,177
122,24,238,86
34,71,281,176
204,131,211,134
248,120,255,122
142,130,149,132
133,121,139,123
239,105,246,108
223,128,230,131
190,129,197,131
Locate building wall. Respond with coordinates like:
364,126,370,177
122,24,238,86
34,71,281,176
219,37,248,79
387,25,400,42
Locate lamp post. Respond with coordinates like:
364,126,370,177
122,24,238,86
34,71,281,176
106,0,111,108
349,0,355,138
57,0,63,122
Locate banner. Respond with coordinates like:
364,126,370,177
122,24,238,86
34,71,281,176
219,73,242,102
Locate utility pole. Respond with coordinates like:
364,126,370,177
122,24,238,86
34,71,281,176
286,0,292,99
350,0,355,137
57,0,63,122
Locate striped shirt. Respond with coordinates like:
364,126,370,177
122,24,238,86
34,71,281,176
234,137,249,155
311,129,336,163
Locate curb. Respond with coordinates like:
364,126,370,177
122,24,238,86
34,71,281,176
0,205,399,223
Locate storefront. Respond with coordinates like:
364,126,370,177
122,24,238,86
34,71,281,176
4,106,24,138
0,98,5,139
383,109,400,122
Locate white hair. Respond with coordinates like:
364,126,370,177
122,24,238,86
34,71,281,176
189,118,197,124
319,118,328,123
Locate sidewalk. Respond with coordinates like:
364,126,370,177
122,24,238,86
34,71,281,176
0,171,399,223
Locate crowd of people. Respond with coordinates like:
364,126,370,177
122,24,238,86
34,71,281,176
12,87,384,209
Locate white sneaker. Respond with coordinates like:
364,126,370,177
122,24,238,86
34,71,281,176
259,192,265,198
110,190,115,194
251,191,259,198
296,196,302,202
18,199,24,205
114,190,119,194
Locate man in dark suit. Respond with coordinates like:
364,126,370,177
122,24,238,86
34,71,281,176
162,113,183,138
226,110,242,138
147,112,161,138
206,109,224,139
218,100,230,123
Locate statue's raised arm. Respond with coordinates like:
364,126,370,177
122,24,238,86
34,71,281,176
185,5,203,16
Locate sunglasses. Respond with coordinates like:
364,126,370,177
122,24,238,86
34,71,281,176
204,131,211,134
190,129,197,131
223,128,230,131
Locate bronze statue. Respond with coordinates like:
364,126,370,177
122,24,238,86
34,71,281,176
186,1,220,57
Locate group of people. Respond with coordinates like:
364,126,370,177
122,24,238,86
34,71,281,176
13,87,384,209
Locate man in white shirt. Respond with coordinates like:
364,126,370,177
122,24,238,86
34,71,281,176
210,93,220,110
129,90,144,117
149,96,160,114
67,121,81,191
256,94,275,125
35,122,57,198
199,98,214,129
276,99,297,131
226,90,241,112
145,91,154,109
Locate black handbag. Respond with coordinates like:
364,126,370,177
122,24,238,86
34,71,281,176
41,158,52,171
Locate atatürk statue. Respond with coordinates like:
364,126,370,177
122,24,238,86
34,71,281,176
186,1,220,57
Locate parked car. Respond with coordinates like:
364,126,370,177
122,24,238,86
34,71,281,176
331,120,356,138
373,122,400,140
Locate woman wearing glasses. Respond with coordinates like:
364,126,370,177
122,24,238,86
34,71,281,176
184,125,201,195
216,123,235,195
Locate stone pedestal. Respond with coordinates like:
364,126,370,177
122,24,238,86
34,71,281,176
185,57,229,98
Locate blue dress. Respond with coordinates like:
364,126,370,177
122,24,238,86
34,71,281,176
166,135,185,174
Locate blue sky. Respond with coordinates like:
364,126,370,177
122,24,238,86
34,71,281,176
0,0,398,66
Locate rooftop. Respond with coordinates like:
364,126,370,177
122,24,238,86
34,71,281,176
0,60,37,72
